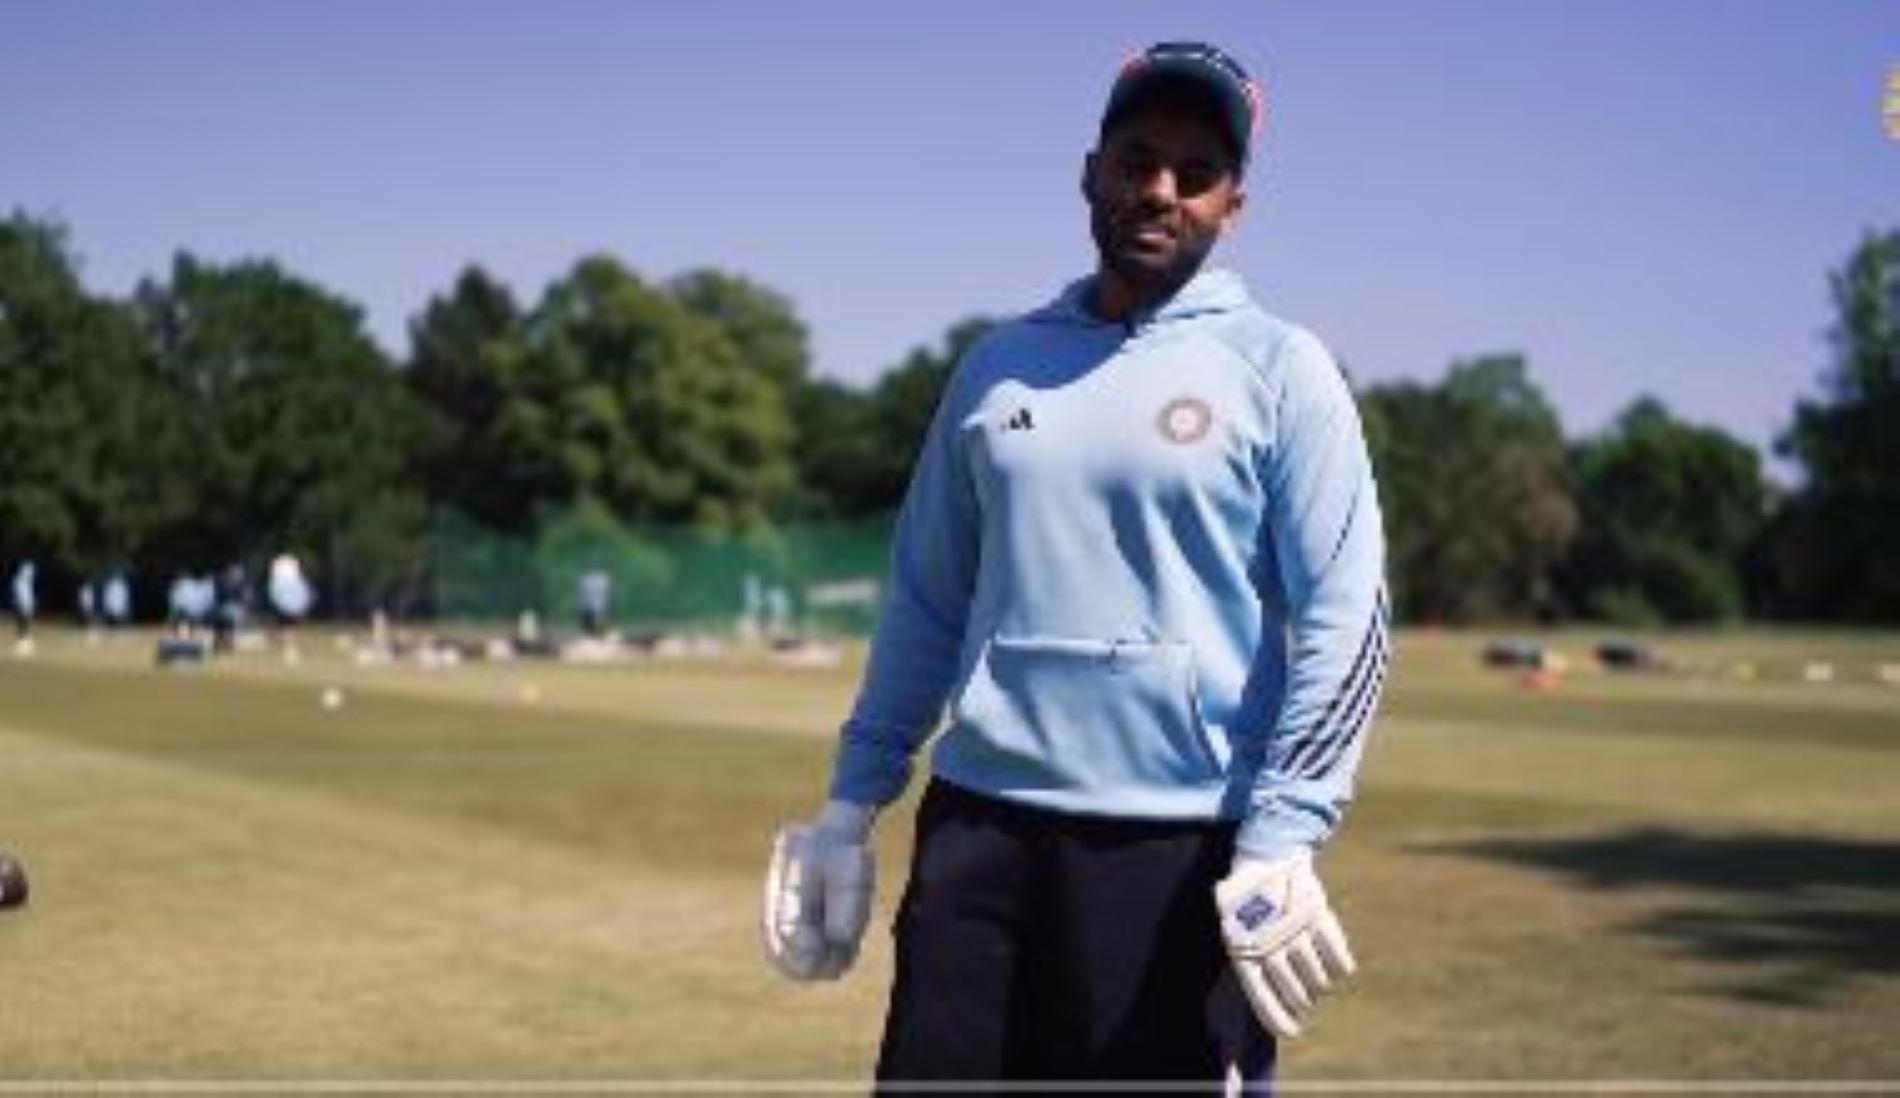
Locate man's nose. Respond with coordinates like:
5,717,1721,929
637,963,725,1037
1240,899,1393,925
1135,165,1179,205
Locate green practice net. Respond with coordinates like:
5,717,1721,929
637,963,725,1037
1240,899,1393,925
432,507,895,637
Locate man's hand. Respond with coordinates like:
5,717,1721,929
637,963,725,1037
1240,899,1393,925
1215,851,1356,1038
762,801,876,981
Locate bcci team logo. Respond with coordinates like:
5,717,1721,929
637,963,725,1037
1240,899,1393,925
1886,64,1900,142
1156,396,1214,444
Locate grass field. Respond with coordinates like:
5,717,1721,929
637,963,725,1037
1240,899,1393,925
1,625,1897,1086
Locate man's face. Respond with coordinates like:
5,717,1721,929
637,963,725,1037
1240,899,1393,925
1084,103,1247,303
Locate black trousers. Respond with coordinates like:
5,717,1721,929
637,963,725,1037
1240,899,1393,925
876,779,1274,1093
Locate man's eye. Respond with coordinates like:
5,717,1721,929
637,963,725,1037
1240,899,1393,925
1176,163,1221,197
1116,152,1160,180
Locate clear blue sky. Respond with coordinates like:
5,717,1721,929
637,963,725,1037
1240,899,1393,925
4,1,1895,468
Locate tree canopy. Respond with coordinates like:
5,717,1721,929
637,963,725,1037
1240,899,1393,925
0,215,161,575
1766,230,1900,620
1560,397,1766,623
1363,355,1578,624
792,316,993,518
134,253,431,611
2,207,1893,624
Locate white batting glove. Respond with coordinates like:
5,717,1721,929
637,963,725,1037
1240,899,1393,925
762,801,877,981
1215,850,1357,1039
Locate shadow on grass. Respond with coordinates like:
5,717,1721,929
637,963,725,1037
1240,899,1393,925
1429,827,1900,1007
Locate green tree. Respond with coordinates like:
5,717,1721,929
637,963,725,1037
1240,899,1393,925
1560,398,1766,622
788,377,882,516
670,269,816,521
793,316,993,517
526,256,796,529
669,269,812,395
1363,355,1577,623
1766,230,1900,620
406,266,541,532
0,212,175,590
135,254,430,612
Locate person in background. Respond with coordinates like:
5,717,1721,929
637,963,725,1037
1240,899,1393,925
267,553,315,663
212,561,251,653
169,572,215,638
10,560,37,657
577,567,613,639
102,569,132,636
77,577,100,641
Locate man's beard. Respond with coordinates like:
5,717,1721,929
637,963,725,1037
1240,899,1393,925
1089,200,1220,306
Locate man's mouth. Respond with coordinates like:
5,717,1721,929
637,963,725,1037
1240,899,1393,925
1123,220,1176,249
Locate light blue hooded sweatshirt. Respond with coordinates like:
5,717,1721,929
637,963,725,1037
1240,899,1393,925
829,268,1389,859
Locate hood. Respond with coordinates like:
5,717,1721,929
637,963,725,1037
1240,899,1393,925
1027,267,1251,330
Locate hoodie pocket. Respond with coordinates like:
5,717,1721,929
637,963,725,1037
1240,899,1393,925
953,634,1223,789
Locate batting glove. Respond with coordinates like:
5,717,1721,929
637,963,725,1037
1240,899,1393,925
762,801,876,981
1215,851,1357,1039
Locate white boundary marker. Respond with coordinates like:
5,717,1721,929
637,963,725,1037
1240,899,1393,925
1,1083,1898,1095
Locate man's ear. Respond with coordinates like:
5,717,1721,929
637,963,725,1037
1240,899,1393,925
1220,182,1249,233
1080,151,1099,203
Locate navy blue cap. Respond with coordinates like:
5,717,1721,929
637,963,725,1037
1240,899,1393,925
1100,41,1263,172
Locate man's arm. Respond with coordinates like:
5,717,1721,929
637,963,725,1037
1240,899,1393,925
764,371,982,983
1244,328,1389,861
828,377,983,808
1214,327,1386,1037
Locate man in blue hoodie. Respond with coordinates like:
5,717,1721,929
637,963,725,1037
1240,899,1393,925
764,41,1389,1090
